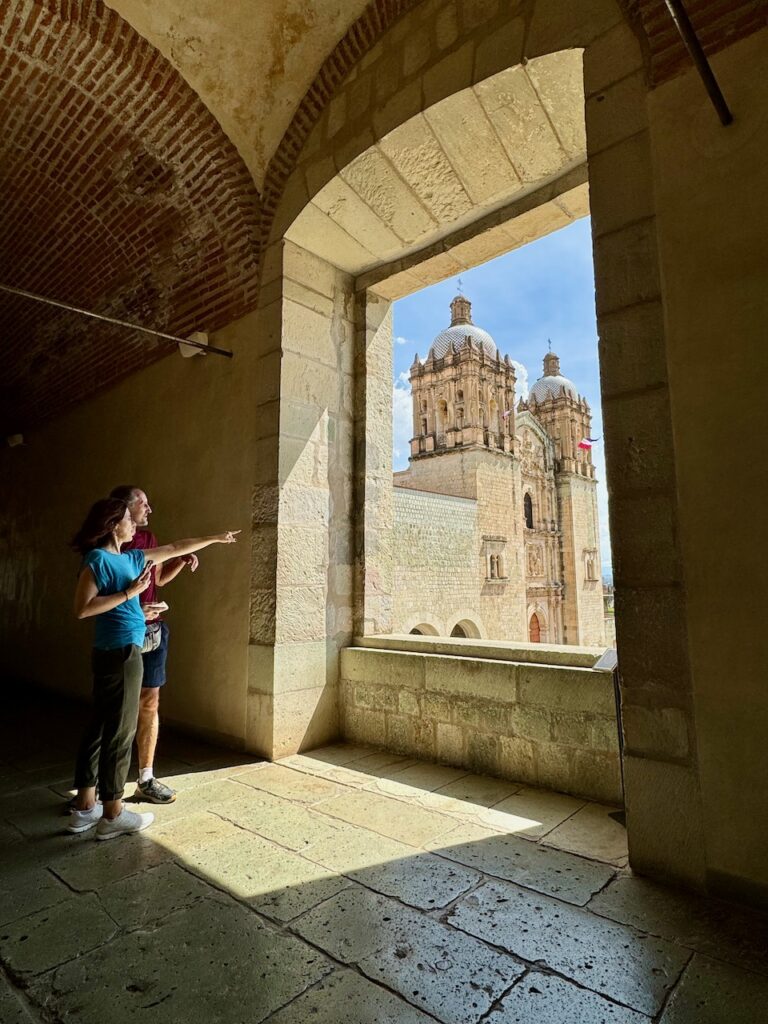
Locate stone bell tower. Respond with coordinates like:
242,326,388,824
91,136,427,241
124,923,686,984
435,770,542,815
408,294,517,460
524,351,604,646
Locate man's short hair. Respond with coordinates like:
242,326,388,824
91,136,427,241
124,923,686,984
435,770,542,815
109,484,142,504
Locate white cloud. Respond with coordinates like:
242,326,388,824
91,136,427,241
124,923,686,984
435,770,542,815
511,359,529,400
392,374,413,468
395,335,414,346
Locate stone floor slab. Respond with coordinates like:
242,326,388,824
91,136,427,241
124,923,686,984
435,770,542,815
266,968,435,1023
234,764,345,804
314,790,456,847
0,971,39,1023
660,954,768,1023
292,884,405,964
218,790,350,851
126,777,257,824
487,971,649,1023
51,832,174,891
305,825,480,909
588,874,768,975
293,886,524,1024
543,803,628,864
181,828,349,922
448,879,690,1016
98,862,213,930
428,821,616,904
0,866,72,927
478,787,586,840
377,762,470,791
0,893,117,977
295,744,375,766
433,774,523,807
33,897,332,1024
343,751,417,773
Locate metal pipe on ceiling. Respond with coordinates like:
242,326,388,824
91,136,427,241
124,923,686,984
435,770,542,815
664,0,733,126
0,283,234,358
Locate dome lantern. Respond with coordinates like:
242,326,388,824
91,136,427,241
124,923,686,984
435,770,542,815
428,293,497,360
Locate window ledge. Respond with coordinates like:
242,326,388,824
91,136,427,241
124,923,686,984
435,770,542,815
357,633,610,670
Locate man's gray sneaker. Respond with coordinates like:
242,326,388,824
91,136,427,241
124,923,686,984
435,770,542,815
136,777,177,804
96,808,153,841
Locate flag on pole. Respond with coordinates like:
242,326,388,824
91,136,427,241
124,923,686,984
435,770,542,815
578,437,600,450
501,410,511,419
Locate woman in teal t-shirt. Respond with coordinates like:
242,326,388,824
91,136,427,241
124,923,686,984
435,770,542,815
69,497,239,841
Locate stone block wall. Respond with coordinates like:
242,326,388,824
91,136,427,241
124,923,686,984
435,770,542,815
340,647,621,804
392,487,478,635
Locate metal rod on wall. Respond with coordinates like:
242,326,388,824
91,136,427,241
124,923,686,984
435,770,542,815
664,0,733,126
0,283,234,358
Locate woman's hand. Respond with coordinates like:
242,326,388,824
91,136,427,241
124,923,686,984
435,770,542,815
217,530,241,544
127,564,153,600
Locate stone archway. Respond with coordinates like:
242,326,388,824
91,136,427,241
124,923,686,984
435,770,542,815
253,0,706,889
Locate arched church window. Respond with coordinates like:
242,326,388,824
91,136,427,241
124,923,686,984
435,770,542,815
457,389,464,401
456,407,464,429
524,492,534,529
451,624,467,638
409,628,423,635
421,418,428,435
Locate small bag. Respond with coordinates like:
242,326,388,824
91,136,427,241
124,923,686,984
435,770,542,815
141,622,162,654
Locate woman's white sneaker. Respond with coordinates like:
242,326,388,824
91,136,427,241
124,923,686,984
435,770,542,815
95,808,154,841
66,804,103,833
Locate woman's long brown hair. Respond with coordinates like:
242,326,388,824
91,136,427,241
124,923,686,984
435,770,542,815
70,498,128,555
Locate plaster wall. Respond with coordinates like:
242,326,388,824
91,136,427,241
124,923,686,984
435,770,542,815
648,29,768,904
0,313,259,746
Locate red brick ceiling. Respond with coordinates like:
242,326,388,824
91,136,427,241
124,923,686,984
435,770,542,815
2,0,764,432
0,0,260,432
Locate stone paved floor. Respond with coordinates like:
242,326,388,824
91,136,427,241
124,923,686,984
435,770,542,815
2,691,768,1023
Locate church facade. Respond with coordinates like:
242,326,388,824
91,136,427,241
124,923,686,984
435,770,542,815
392,294,605,647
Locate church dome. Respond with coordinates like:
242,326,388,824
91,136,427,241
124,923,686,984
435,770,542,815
428,294,497,360
529,351,579,402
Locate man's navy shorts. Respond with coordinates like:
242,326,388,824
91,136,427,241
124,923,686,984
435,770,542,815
142,621,169,688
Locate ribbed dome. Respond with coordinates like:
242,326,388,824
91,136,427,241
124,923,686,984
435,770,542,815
529,374,578,402
428,293,497,360
430,323,497,360
529,351,579,403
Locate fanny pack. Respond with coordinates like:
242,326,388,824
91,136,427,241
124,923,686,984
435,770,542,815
141,622,162,654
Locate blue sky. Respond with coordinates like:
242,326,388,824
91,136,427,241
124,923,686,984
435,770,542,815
392,217,613,578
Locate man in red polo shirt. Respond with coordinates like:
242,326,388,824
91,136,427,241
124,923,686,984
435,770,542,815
110,485,198,803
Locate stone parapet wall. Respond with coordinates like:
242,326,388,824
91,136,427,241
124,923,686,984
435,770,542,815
339,647,621,804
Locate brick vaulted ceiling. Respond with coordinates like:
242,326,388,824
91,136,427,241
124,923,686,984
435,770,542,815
2,0,765,432
0,0,260,432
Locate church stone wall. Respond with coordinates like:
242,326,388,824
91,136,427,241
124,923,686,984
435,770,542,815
392,487,479,636
392,447,530,641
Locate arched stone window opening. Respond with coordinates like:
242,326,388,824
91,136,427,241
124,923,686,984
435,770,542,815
529,613,541,643
450,618,481,639
524,492,534,529
408,622,439,636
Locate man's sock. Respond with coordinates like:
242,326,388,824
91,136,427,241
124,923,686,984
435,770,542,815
139,767,153,784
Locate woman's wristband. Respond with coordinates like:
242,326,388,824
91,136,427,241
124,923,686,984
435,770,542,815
123,590,130,603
